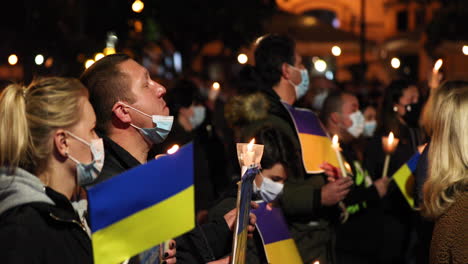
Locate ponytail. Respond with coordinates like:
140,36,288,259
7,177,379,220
0,84,31,171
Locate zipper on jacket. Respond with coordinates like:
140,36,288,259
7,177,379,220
49,212,90,239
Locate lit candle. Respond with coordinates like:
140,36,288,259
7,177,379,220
433,59,443,73
331,135,347,178
430,59,443,89
313,261,320,264
381,132,399,178
167,144,179,155
244,138,255,167
209,82,221,101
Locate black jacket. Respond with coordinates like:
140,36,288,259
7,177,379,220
0,187,93,264
88,135,232,263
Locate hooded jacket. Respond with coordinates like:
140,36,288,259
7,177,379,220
0,167,93,264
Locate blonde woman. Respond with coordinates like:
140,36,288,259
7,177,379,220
0,78,103,263
423,81,468,264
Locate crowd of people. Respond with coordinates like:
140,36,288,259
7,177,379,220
0,34,466,264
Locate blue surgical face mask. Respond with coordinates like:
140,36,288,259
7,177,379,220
189,105,206,129
363,120,377,137
122,103,174,144
288,65,310,100
66,131,104,186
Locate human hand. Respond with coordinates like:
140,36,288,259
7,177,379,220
374,177,390,198
321,177,353,206
223,202,258,238
161,240,176,264
320,162,343,182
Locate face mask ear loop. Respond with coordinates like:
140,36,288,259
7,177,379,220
120,102,152,118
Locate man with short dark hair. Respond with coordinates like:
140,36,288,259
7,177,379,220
81,54,254,263
320,90,389,264
237,34,353,263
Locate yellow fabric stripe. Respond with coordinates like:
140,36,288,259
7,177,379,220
264,238,303,264
298,133,339,173
92,186,195,264
393,166,415,208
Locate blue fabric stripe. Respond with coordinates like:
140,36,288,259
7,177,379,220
88,143,194,232
406,152,421,172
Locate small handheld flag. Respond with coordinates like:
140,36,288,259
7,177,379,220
87,143,195,264
283,103,339,173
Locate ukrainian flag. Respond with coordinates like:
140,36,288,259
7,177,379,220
391,151,421,208
283,103,339,173
87,143,195,264
252,201,302,264
232,167,260,264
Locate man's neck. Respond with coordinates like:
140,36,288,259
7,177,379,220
108,128,150,164
273,79,295,105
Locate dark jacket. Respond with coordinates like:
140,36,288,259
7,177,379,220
88,135,232,263
0,168,92,264
335,143,385,262
228,89,337,264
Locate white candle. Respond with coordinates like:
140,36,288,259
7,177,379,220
381,132,399,178
332,135,347,178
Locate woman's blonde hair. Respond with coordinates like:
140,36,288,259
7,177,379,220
0,77,87,174
423,81,468,219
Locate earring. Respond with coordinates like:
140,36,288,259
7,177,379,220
393,105,398,112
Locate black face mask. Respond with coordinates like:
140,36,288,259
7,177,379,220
402,102,421,127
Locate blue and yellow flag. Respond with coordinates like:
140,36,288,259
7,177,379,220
391,151,421,208
283,103,339,173
231,167,260,264
252,201,302,264
87,143,195,264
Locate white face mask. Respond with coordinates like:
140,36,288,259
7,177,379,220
253,177,284,203
122,103,174,144
66,131,104,186
189,105,206,129
312,90,328,111
363,120,377,137
347,111,365,138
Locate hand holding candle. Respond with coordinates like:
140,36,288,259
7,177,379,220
331,135,347,178
381,132,399,178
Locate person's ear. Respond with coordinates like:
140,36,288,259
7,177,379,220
53,129,69,159
112,102,132,124
281,63,292,80
330,112,341,126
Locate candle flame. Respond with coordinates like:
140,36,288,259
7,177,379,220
212,82,220,90
434,59,443,72
247,138,255,151
388,132,394,145
332,134,339,149
167,144,180,155
313,261,320,264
